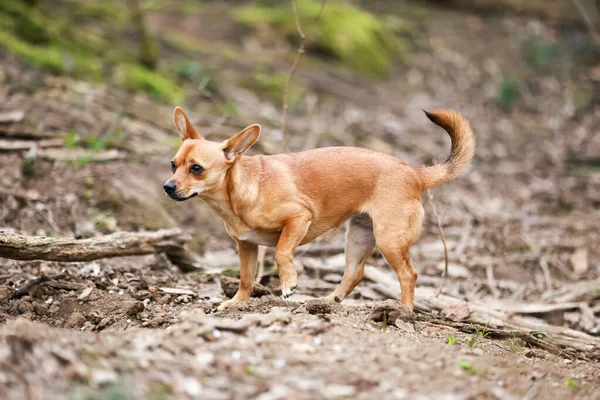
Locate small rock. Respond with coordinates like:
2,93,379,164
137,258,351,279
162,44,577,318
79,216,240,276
221,276,272,298
159,287,195,296
394,320,415,333
126,301,144,316
441,302,470,321
91,369,118,386
306,299,332,315
324,384,356,399
33,302,49,316
97,317,114,330
156,294,172,304
17,301,34,314
78,287,94,301
66,312,87,328
179,308,206,322
370,300,414,326
0,286,13,302
183,377,202,397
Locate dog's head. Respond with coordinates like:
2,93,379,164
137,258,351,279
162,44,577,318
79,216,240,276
163,107,261,201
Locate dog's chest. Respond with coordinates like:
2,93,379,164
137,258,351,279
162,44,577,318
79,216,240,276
236,229,281,246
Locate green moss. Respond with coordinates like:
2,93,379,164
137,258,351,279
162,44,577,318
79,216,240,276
0,31,65,73
0,1,49,44
113,64,184,104
0,30,103,79
241,70,304,105
235,0,407,77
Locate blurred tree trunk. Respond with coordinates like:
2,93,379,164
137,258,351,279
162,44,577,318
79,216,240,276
127,0,158,70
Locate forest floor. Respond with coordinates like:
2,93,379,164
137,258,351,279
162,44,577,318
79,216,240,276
0,1,599,399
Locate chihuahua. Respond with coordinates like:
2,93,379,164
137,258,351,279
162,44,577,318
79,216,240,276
164,107,475,310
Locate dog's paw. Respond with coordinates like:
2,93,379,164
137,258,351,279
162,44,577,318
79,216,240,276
218,297,246,310
325,294,343,304
217,300,235,311
281,283,298,299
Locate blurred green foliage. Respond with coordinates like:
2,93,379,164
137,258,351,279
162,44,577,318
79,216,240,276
496,75,520,110
235,0,409,77
0,0,183,103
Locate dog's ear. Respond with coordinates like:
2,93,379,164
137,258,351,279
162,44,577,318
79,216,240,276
223,124,261,163
173,107,201,141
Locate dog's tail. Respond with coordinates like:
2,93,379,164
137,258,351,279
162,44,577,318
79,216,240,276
418,109,475,191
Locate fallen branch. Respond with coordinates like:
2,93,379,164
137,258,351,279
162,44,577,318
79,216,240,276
281,0,326,152
0,138,63,152
0,126,64,140
13,272,67,298
415,289,600,361
0,229,202,272
37,148,126,163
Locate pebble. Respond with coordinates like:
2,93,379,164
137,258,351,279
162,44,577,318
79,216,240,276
306,299,332,315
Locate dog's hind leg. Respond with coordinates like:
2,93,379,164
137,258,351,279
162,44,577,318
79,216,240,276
326,214,375,303
372,201,423,309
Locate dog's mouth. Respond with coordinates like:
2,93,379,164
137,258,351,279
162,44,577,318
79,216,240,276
168,192,198,202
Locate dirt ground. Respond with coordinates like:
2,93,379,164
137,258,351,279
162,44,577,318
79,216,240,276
1,1,600,399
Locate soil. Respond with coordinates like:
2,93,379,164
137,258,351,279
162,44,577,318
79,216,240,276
1,1,599,399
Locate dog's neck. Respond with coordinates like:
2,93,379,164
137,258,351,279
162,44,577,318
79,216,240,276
201,155,262,229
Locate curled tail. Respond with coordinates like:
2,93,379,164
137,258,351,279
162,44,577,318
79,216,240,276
418,109,476,191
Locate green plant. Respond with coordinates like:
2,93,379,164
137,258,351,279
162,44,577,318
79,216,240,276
530,331,549,339
496,75,520,111
458,361,476,375
447,335,456,345
565,378,583,388
219,102,239,117
235,0,408,77
64,130,80,148
508,337,524,352
113,64,184,104
521,37,563,70
382,310,388,333
468,323,489,348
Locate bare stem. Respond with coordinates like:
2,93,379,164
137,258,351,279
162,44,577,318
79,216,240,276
281,0,326,153
427,189,449,296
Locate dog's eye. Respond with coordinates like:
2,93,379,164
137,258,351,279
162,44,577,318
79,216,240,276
171,161,176,172
190,164,204,174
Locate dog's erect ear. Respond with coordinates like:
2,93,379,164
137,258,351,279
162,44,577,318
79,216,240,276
173,107,201,142
223,124,261,163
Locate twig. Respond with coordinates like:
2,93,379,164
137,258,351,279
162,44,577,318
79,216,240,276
521,233,554,293
427,189,449,296
255,245,268,283
13,272,67,298
572,0,600,47
281,0,326,152
486,264,501,298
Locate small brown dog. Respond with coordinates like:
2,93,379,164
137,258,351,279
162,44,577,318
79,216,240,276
164,107,475,310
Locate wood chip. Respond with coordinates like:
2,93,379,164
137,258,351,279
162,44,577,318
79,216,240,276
78,287,94,300
570,248,588,275
159,287,196,296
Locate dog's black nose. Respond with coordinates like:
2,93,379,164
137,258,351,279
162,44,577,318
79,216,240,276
163,182,176,194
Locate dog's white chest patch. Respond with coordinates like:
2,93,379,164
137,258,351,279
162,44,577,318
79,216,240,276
238,230,280,246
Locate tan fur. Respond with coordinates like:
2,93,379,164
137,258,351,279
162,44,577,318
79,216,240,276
165,107,475,310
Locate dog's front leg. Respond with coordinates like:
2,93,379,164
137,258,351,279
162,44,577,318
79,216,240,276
275,217,311,298
218,240,258,310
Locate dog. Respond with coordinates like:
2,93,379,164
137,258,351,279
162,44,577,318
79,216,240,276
164,107,475,310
